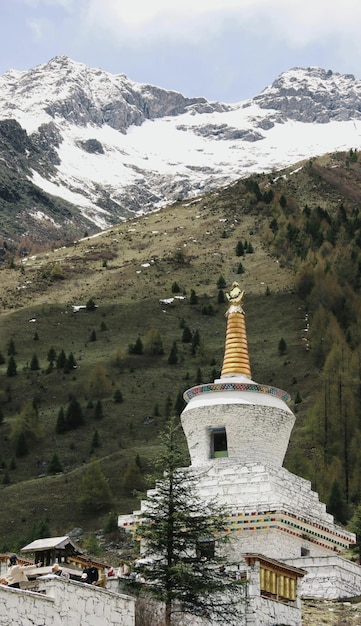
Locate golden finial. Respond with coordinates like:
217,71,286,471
221,282,251,378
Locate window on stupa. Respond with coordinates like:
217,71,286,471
210,427,228,458
196,539,215,560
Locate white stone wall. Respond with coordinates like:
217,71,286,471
183,461,354,554
181,402,295,468
0,575,135,626
284,555,361,600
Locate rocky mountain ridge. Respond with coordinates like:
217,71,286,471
1,57,361,244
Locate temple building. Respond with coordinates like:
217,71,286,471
119,282,361,622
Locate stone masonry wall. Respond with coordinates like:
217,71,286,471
181,402,295,468
284,556,361,600
0,575,135,626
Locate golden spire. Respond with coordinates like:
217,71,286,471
221,282,251,378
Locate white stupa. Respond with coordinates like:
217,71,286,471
181,282,361,599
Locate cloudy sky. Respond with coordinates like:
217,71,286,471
1,0,360,103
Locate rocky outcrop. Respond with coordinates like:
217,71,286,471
255,67,361,123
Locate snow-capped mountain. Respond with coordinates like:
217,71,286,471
1,56,361,242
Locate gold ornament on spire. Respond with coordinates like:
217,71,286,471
221,282,251,378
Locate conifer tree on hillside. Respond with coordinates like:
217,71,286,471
133,417,246,626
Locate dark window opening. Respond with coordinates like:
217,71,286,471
301,547,310,557
211,427,228,458
196,539,215,560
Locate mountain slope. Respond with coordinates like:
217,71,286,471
1,148,361,551
1,58,361,245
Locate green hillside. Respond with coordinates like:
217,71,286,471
0,149,360,554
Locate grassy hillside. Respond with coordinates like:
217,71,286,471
1,149,360,554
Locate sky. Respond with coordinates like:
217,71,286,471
1,0,361,103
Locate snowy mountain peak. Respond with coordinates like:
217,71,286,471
0,59,361,242
255,66,361,122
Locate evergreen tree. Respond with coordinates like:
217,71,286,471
91,429,100,449
189,289,198,305
235,241,244,257
104,511,119,535
2,470,10,485
236,262,244,274
0,352,5,365
349,504,361,561
168,341,179,365
327,479,349,524
94,399,103,420
174,390,186,416
90,329,97,342
56,349,67,370
181,326,192,343
217,289,225,304
65,397,84,429
77,461,113,512
47,346,56,364
30,354,40,371
217,275,226,289
6,355,17,377
86,298,97,311
278,337,287,355
67,352,77,370
171,281,180,293
129,336,144,355
55,406,67,434
134,417,246,626
47,453,63,474
9,456,16,470
191,330,201,356
164,396,172,419
7,338,16,356
113,389,123,403
15,431,28,457
195,367,203,385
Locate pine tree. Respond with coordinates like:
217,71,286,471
218,289,225,304
168,341,178,365
113,389,123,403
47,453,63,474
15,431,28,457
174,390,186,416
217,275,226,289
181,325,192,343
7,338,16,356
189,289,198,305
47,346,57,364
94,399,103,420
30,354,40,371
91,429,100,449
55,406,67,434
235,241,244,257
191,329,201,356
134,418,246,626
65,397,84,429
56,349,67,370
278,337,287,356
6,355,17,377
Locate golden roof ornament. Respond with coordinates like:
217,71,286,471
221,281,252,379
